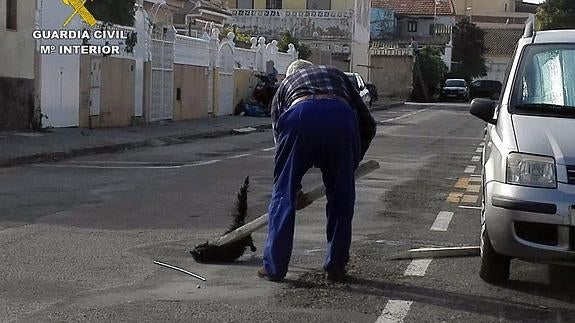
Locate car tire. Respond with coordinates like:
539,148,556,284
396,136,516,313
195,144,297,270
479,193,510,284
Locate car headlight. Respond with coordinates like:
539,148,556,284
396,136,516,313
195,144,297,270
506,153,556,188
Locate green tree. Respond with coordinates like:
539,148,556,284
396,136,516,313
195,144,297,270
413,46,448,101
85,0,136,26
537,0,575,30
452,18,487,82
224,25,252,49
278,31,312,60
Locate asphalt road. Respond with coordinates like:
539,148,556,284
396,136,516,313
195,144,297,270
1,103,574,322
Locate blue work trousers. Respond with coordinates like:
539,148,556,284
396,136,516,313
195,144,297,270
263,98,361,279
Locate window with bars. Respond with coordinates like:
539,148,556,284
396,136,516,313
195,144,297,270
266,0,282,9
6,0,17,30
408,21,417,33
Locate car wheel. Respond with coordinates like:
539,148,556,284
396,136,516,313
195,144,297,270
479,192,510,284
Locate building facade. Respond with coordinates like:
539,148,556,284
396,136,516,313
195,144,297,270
370,0,456,68
0,0,38,130
174,1,231,37
228,0,371,79
452,0,515,17
451,0,536,83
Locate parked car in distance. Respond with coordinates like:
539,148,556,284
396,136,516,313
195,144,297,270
470,80,503,100
470,25,575,285
365,82,379,106
345,72,372,107
440,79,469,102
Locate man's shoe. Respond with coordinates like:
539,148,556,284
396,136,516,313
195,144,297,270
326,271,348,283
257,267,282,282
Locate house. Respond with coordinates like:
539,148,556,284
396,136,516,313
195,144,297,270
143,0,187,25
452,0,515,17
451,0,537,82
482,28,523,82
371,0,456,67
173,1,231,37
227,0,371,79
0,0,38,130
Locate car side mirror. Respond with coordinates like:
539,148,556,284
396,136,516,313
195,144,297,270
470,99,497,125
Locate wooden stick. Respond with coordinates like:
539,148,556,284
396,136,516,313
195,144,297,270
209,160,380,247
153,260,207,281
389,246,480,260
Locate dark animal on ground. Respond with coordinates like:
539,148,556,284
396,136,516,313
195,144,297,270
190,176,257,263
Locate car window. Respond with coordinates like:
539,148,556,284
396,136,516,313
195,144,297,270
472,81,481,87
445,80,466,87
347,74,360,90
512,44,575,114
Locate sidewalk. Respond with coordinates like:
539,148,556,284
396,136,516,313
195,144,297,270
0,102,402,168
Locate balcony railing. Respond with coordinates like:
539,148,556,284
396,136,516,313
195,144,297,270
230,9,354,41
231,9,353,19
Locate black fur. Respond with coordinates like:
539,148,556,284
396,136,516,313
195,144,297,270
191,176,257,263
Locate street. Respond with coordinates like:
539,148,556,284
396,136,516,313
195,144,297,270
1,103,574,322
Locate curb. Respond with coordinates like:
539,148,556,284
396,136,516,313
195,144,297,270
0,122,272,168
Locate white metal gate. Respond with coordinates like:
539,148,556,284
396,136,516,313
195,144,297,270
89,58,102,116
217,43,235,116
150,26,175,121
39,0,80,128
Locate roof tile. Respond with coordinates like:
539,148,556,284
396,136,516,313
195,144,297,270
371,0,455,16
483,28,523,55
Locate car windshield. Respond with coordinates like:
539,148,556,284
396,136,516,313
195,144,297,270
445,80,465,87
512,44,575,116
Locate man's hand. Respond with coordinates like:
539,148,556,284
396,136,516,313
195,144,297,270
296,190,313,210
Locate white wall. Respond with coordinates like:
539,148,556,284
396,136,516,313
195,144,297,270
351,0,370,79
482,55,511,82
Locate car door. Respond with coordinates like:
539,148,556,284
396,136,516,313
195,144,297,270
471,80,481,99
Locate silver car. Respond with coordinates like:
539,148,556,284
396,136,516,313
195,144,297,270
470,24,575,284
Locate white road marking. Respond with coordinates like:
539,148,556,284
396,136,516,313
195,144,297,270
227,153,252,159
66,160,192,165
34,159,222,170
470,174,482,178
33,164,182,170
377,134,483,141
304,249,324,254
379,109,429,124
262,147,275,152
471,156,481,162
430,211,454,232
191,160,221,166
458,205,482,210
376,300,413,323
479,142,485,147
404,259,432,277
476,147,483,153
464,166,476,174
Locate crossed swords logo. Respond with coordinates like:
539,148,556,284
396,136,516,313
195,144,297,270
62,0,97,27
